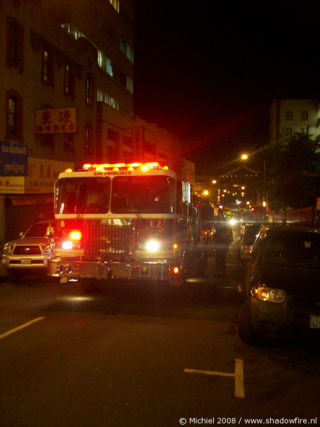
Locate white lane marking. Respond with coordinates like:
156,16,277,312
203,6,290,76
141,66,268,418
184,369,234,378
234,358,245,398
0,317,45,340
184,358,245,398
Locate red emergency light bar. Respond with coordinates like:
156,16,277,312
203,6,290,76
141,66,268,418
81,162,169,172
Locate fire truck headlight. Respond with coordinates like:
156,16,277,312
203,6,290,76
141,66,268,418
62,240,73,250
145,239,160,253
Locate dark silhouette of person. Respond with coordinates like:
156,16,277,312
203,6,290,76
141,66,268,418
214,222,233,274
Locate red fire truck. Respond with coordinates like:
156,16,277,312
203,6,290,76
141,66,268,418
48,162,203,290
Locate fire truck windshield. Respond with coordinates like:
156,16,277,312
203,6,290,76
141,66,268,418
56,177,111,214
111,176,174,213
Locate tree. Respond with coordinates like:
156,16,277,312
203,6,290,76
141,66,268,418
261,132,320,215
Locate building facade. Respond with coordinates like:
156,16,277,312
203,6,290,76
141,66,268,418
0,0,182,246
270,99,320,144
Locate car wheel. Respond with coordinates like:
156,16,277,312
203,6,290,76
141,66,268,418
239,300,263,345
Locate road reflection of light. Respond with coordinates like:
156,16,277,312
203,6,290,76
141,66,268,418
185,278,207,284
61,296,94,303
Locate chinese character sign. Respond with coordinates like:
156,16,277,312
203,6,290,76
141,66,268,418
34,108,77,134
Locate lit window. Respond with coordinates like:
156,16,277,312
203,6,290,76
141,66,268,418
61,23,84,41
98,50,104,68
127,77,133,93
120,39,134,63
109,0,120,12
96,89,119,110
97,89,104,102
97,50,113,76
64,63,74,97
42,47,54,85
126,44,134,63
106,58,113,76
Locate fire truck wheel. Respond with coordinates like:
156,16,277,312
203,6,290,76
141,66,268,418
80,278,102,293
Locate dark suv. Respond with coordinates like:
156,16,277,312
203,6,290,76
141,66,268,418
239,224,320,343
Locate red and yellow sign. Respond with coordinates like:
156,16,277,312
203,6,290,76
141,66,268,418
34,107,77,134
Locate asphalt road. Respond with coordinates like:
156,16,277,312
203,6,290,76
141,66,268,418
0,256,319,427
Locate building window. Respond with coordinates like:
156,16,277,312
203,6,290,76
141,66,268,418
85,75,93,106
85,123,94,157
97,50,113,77
284,128,293,137
301,111,308,120
6,18,24,71
120,39,134,63
64,63,74,97
60,23,84,41
109,0,120,13
123,136,133,148
42,47,54,85
64,133,74,152
6,92,22,141
107,128,119,143
284,111,293,120
97,89,119,110
127,77,133,94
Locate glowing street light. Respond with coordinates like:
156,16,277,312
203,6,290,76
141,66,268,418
241,153,249,160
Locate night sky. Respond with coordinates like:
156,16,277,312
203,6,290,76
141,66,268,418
134,0,320,174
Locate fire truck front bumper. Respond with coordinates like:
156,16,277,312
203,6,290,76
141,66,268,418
47,257,183,283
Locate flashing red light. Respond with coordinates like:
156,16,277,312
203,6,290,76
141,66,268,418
81,161,168,172
69,230,82,241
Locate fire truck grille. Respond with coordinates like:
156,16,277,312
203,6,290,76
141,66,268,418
83,219,134,259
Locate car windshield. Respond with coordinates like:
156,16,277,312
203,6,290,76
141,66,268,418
25,223,50,238
55,177,111,214
263,231,320,266
111,176,174,213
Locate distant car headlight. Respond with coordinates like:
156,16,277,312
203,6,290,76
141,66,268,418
229,218,238,226
252,285,287,304
2,243,13,255
145,239,160,253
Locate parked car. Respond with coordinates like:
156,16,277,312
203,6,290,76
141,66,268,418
239,224,320,344
239,223,261,260
1,220,55,282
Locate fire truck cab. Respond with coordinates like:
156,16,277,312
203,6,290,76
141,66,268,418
48,162,202,289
